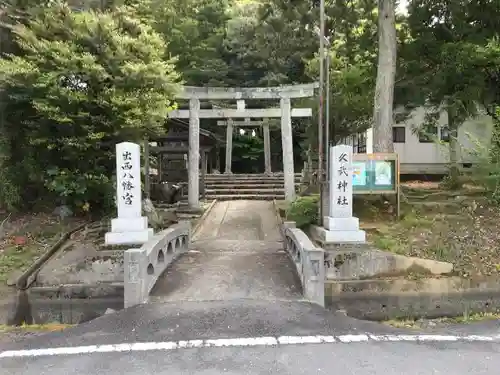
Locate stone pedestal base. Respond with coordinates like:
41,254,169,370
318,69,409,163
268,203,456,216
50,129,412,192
105,229,154,246
111,217,149,232
323,216,359,231
317,227,366,243
105,216,154,246
317,216,366,243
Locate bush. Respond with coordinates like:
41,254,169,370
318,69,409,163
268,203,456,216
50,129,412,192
470,108,500,203
286,195,319,229
0,2,180,213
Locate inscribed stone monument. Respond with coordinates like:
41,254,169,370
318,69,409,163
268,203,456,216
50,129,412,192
320,145,366,243
105,142,154,245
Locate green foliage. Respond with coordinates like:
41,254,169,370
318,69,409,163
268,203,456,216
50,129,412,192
400,0,500,187
471,108,500,202
233,134,264,161
232,132,265,172
0,1,179,212
306,53,375,141
304,0,379,145
128,0,231,85
3,0,500,213
45,167,115,214
286,195,319,229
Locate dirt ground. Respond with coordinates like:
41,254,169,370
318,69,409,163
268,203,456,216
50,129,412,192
0,201,210,319
361,183,500,278
282,181,500,279
0,212,85,286
0,201,209,289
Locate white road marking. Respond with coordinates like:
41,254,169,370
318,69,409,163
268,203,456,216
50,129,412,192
1,333,499,359
338,334,369,342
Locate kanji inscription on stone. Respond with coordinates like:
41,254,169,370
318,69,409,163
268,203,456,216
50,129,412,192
329,145,353,218
115,142,142,218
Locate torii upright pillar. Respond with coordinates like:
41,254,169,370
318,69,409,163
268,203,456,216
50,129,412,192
280,97,295,201
225,119,233,174
188,98,200,209
263,120,272,175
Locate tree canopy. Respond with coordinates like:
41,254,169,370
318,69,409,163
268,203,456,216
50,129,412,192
0,1,179,211
2,0,500,212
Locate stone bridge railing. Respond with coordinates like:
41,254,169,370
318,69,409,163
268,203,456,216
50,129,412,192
282,222,325,307
124,221,191,308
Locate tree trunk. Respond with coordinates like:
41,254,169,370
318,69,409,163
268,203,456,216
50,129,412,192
373,0,396,153
447,107,461,189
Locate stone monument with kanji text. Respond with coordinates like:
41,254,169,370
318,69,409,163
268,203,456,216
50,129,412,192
105,142,154,245
318,144,366,243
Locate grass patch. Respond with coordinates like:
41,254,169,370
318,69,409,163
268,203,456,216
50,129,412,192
384,311,500,329
383,318,421,329
447,311,500,324
0,323,73,333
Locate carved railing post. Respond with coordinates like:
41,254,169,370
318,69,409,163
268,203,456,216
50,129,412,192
124,248,148,308
304,248,325,307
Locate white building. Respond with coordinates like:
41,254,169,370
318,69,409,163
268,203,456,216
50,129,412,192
342,106,494,174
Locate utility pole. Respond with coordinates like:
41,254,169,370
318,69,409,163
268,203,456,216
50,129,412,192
317,0,325,225
325,36,331,182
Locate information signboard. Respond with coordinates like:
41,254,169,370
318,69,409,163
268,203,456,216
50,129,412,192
351,153,400,216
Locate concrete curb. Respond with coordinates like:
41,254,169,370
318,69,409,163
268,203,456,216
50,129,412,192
28,283,125,325
16,222,89,290
29,282,124,297
326,277,500,321
192,199,217,239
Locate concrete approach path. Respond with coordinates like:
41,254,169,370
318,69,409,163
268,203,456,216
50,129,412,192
1,201,500,374
150,200,302,302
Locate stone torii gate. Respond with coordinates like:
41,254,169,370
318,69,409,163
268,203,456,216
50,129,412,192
216,117,277,175
168,83,318,209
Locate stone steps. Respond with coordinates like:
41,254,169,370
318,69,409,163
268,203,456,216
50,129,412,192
205,179,300,185
205,173,302,178
205,177,300,184
202,173,301,201
205,188,285,195
205,194,283,200
205,175,301,181
205,183,285,189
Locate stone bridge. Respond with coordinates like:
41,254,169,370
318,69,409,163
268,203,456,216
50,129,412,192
123,200,325,308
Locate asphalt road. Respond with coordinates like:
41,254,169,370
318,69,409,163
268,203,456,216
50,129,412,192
1,300,499,375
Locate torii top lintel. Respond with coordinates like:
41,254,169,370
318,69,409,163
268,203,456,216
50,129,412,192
175,82,319,100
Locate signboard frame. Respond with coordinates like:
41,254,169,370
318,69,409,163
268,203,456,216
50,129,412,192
352,153,401,218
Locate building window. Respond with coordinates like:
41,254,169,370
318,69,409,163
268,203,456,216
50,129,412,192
392,127,406,143
418,124,438,143
440,126,450,142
